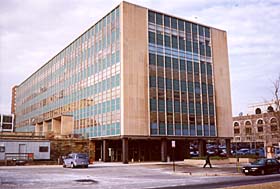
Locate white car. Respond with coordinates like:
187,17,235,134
63,153,89,168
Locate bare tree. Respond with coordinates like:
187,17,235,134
272,74,280,112
271,74,280,152
263,74,280,157
272,74,280,137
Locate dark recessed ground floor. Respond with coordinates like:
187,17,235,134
91,136,232,163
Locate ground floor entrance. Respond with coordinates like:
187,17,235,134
92,137,232,163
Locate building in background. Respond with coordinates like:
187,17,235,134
14,2,232,163
0,114,14,132
11,85,18,114
233,102,280,150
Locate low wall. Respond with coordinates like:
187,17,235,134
228,158,255,164
50,139,95,163
184,159,229,165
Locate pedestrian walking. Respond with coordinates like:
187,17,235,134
203,154,212,168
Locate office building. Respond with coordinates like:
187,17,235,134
15,1,232,162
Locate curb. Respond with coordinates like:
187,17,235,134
169,171,244,177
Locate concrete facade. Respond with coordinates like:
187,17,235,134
121,2,149,136
211,28,233,138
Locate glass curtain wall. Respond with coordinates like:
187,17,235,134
148,10,216,137
16,7,121,137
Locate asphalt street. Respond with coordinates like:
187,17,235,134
0,162,280,189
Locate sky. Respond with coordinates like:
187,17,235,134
0,0,280,116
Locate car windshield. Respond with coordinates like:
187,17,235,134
251,159,266,165
77,154,88,159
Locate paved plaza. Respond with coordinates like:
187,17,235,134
1,162,280,189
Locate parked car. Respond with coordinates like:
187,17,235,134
242,158,280,175
190,151,199,157
63,153,89,168
275,150,280,160
236,148,250,155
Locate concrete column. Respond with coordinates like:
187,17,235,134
225,138,231,156
161,139,167,162
43,121,48,135
177,141,184,160
52,118,61,135
35,123,40,133
184,140,191,159
122,138,128,164
198,140,206,157
103,140,109,162
61,115,73,135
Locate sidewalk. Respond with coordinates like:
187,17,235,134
85,161,247,176
133,161,246,176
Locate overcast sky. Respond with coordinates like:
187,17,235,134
0,0,279,116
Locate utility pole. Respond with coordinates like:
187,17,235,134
172,140,176,172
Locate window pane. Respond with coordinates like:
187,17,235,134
165,56,171,68
166,78,172,90
175,123,181,135
150,99,157,111
164,15,170,27
171,17,177,29
189,102,194,114
157,55,164,67
159,122,166,135
180,60,186,71
148,11,155,23
149,31,156,44
167,100,173,112
164,35,171,47
178,19,184,31
149,76,156,87
173,80,179,91
181,80,187,92
197,125,203,136
156,13,163,25
182,124,189,135
157,33,163,46
172,35,178,49
167,124,174,135
158,100,165,112
158,77,164,89
172,58,179,70
190,125,196,136
149,53,156,65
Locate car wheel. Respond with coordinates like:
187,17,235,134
85,165,88,168
278,168,280,174
63,164,66,168
71,163,75,169
261,169,265,175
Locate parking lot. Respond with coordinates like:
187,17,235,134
1,162,280,189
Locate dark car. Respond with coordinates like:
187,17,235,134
63,153,89,168
242,158,280,175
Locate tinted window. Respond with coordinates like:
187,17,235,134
164,15,170,27
171,18,177,29
148,11,155,23
77,154,88,159
39,146,48,152
156,13,163,25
